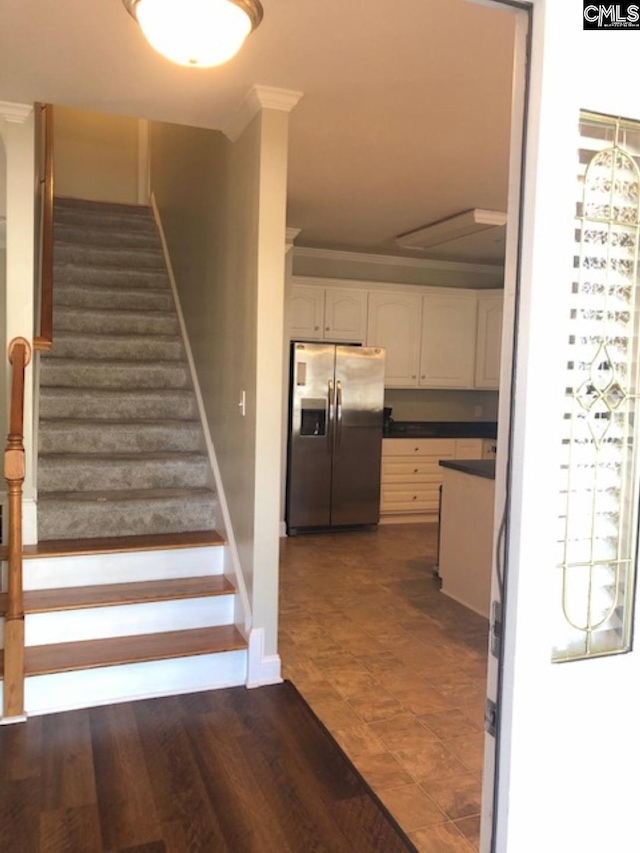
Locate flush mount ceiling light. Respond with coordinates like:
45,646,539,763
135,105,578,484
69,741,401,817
123,0,263,68
396,209,507,251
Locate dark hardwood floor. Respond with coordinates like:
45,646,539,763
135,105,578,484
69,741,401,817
0,682,417,852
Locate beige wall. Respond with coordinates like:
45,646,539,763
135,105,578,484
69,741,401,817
54,106,140,204
384,388,499,422
149,110,289,656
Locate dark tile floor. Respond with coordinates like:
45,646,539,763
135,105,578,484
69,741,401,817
279,523,489,853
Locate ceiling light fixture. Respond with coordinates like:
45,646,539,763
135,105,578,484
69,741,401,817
123,0,263,68
396,209,507,251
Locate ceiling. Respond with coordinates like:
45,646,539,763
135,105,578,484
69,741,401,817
0,0,516,264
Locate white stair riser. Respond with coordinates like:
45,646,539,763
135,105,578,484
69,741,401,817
23,545,224,589
25,595,235,646
24,650,247,716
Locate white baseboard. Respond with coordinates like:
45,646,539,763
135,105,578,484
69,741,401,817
280,521,287,537
247,627,282,688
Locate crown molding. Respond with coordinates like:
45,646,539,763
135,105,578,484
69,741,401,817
286,227,302,252
0,101,33,124
223,85,303,142
292,245,504,277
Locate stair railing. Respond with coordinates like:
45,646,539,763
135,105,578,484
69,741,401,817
34,103,54,353
3,337,31,718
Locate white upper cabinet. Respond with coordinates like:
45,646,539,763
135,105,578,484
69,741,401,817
290,277,504,390
419,293,478,388
290,284,324,340
290,283,367,343
367,291,422,387
475,292,503,389
323,288,368,342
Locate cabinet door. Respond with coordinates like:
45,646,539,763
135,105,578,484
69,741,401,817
324,288,367,342
290,284,323,340
366,292,421,387
475,295,503,389
419,294,478,388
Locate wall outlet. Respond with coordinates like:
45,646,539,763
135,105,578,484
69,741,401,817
474,405,483,418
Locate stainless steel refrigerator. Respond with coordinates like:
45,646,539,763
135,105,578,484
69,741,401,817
286,342,385,534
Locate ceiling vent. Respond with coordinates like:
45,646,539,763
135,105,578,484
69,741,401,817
395,208,507,262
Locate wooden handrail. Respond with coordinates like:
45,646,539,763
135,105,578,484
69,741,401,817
34,104,54,353
3,337,32,719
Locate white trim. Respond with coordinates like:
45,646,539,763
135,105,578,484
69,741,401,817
246,627,282,688
223,85,303,142
279,521,287,537
0,101,33,124
293,245,503,277
22,497,37,546
0,716,27,726
150,193,252,634
286,226,301,253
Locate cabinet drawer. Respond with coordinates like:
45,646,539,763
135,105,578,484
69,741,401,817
381,486,440,513
382,438,456,457
455,439,483,458
382,459,442,479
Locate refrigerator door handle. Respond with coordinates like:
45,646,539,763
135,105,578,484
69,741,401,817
327,378,335,448
336,379,343,447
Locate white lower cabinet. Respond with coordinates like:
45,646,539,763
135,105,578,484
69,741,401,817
380,437,486,522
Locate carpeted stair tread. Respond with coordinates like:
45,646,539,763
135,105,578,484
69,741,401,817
37,488,218,540
54,282,174,312
39,387,199,421
54,243,166,270
25,625,246,675
38,452,211,492
40,358,192,390
39,419,204,454
53,306,179,335
54,223,161,249
55,197,154,216
53,264,170,289
44,331,185,362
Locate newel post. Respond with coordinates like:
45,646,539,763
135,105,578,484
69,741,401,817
3,337,31,720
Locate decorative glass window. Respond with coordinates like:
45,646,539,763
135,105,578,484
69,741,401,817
554,112,640,662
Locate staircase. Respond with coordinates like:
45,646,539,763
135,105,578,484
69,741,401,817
7,197,250,717
39,196,218,540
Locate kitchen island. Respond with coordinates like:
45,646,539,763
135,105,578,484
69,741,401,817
438,459,495,619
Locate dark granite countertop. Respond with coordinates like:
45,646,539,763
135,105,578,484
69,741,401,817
383,421,497,440
439,459,496,480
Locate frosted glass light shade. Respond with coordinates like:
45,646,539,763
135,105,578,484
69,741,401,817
124,0,263,68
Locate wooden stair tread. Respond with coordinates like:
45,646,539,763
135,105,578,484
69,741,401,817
22,530,225,559
23,576,235,614
25,625,247,676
